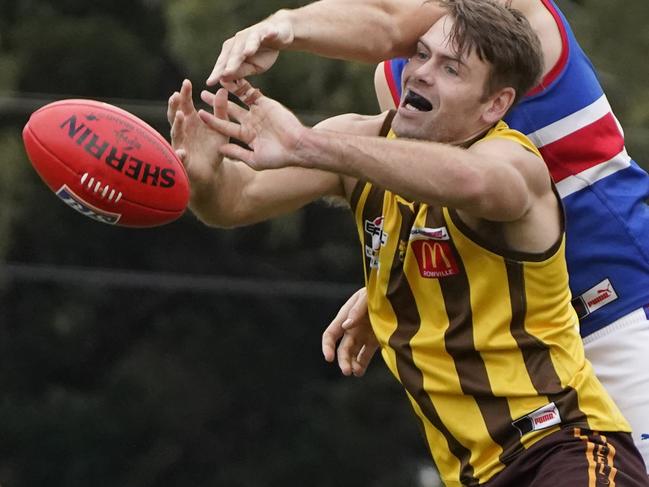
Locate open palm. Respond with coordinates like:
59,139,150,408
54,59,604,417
198,80,306,171
168,79,229,190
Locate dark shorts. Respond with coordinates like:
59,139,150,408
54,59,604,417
484,427,649,486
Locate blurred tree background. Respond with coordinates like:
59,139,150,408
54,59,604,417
0,0,647,486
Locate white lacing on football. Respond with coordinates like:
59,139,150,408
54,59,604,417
80,173,123,202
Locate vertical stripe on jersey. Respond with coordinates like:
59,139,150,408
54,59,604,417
386,202,480,486
505,260,588,427
349,180,365,212
426,207,524,467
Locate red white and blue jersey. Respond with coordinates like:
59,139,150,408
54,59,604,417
383,0,649,337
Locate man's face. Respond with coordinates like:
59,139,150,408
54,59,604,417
392,16,495,144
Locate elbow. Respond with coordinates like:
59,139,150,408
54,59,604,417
188,205,237,229
187,196,247,229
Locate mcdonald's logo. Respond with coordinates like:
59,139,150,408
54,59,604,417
411,239,459,278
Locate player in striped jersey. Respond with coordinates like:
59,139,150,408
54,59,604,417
206,0,649,465
172,1,648,484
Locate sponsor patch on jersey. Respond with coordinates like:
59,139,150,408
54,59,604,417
512,402,562,437
364,216,388,269
56,185,121,224
572,278,618,319
409,226,450,241
411,234,460,278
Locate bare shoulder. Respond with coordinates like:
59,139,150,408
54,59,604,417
313,111,391,137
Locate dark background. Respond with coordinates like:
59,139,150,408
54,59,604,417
0,1,647,486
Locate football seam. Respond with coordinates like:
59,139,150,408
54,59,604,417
24,123,185,214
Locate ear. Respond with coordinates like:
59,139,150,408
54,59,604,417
481,87,516,124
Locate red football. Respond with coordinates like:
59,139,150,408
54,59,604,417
22,99,189,227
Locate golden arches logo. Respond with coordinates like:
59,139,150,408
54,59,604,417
420,241,452,270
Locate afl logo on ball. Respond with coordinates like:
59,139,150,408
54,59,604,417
56,185,121,224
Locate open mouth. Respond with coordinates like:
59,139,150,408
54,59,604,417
402,90,433,112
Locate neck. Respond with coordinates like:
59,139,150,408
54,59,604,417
452,124,496,148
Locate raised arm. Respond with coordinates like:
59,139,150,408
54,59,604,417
208,0,444,84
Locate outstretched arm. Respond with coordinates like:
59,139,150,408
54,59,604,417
208,0,444,84
170,80,392,227
201,80,553,225
168,80,348,227
208,99,541,222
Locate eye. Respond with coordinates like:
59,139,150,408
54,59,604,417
416,50,429,61
444,65,459,76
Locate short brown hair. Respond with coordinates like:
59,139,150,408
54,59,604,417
432,0,543,107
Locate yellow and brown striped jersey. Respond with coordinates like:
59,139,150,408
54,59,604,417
349,121,630,486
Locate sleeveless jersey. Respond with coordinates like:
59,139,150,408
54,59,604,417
350,122,629,486
383,0,649,337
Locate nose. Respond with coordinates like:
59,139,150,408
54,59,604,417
411,59,436,86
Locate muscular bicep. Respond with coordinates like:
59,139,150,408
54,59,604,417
288,0,444,62
463,138,552,222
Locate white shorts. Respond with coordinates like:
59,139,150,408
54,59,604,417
583,306,649,472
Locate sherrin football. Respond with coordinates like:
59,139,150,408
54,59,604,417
22,99,189,227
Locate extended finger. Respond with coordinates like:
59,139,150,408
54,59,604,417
212,88,229,120
225,100,250,123
200,89,215,106
222,79,263,106
322,325,339,363
208,37,234,86
218,143,255,168
343,288,369,329
170,111,185,148
179,79,195,114
200,90,248,122
322,293,360,360
353,342,379,377
322,312,351,362
167,91,180,127
198,109,247,142
337,334,361,377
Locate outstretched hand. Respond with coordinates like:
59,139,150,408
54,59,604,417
167,79,229,192
197,79,307,171
207,13,294,86
322,287,379,377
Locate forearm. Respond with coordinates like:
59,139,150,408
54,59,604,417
293,129,528,219
280,0,442,62
295,129,471,203
189,158,345,228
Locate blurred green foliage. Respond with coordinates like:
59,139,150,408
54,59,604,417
0,0,648,486
0,132,29,259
